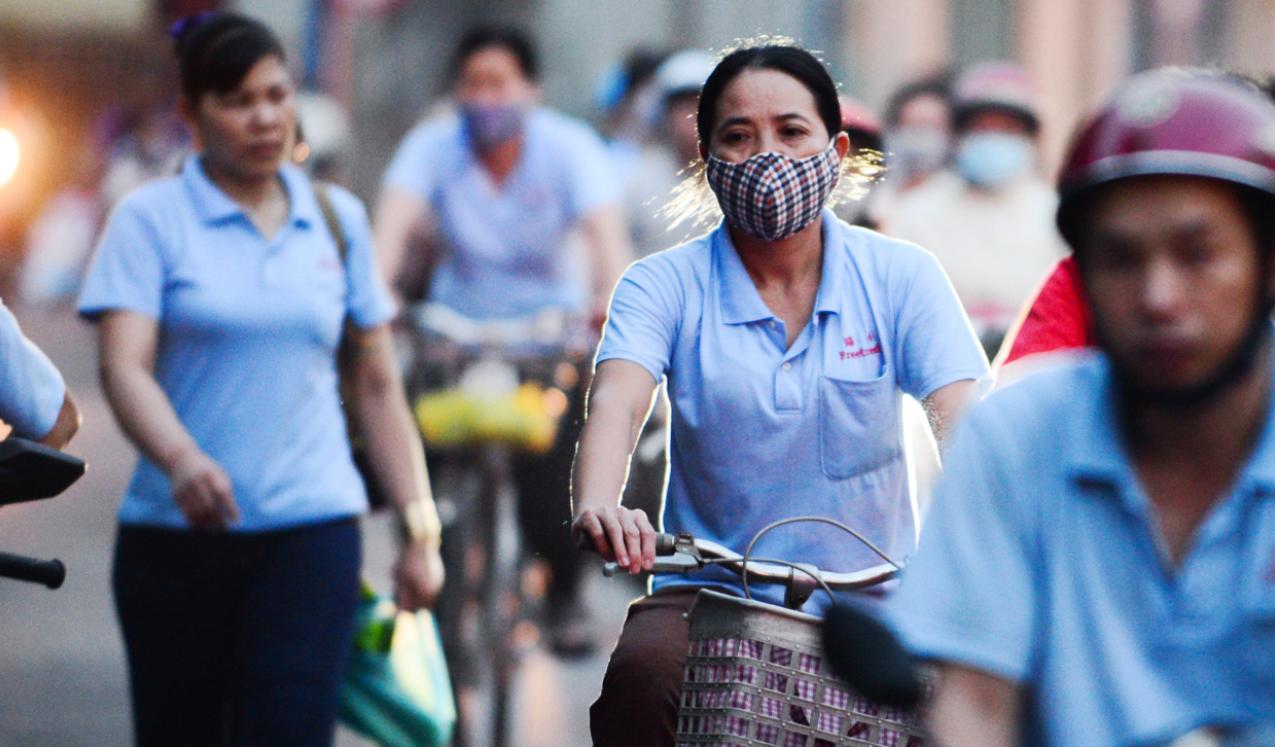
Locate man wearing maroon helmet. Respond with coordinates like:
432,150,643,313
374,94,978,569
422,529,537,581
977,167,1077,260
890,69,1275,745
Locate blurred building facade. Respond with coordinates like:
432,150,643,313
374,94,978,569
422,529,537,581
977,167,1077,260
0,0,1273,272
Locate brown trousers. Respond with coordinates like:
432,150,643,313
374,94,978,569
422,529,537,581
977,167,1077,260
589,589,700,746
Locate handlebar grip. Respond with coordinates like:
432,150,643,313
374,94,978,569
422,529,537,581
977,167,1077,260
576,530,678,556
0,552,65,589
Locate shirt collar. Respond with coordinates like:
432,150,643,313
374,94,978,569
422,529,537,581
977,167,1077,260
713,209,845,325
181,154,318,229
1065,347,1275,498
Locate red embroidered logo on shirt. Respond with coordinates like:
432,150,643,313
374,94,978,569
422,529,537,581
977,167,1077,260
840,333,881,361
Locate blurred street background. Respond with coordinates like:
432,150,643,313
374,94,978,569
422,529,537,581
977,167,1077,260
2,0,1275,745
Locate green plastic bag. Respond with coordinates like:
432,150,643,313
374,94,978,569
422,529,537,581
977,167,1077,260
339,585,456,747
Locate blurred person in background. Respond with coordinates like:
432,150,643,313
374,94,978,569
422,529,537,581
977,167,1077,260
872,72,954,227
78,14,443,745
624,48,716,258
0,295,79,447
595,46,669,176
891,68,1275,747
889,62,1065,356
833,93,885,229
98,104,189,210
291,90,351,184
373,25,633,656
573,42,987,746
19,143,106,308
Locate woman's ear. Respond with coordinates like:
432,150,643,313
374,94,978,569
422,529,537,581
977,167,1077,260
833,131,851,159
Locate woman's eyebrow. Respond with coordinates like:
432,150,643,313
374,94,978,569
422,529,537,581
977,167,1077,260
715,115,753,132
774,112,812,123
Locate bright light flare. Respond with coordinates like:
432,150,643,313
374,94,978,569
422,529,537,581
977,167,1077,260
0,128,19,188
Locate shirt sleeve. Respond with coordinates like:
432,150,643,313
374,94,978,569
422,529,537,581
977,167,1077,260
77,199,166,321
330,188,397,329
892,248,990,398
1002,256,1093,365
887,400,1040,682
562,121,622,219
381,122,443,204
0,298,66,438
594,256,682,383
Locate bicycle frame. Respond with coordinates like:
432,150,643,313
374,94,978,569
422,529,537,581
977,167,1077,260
404,303,585,747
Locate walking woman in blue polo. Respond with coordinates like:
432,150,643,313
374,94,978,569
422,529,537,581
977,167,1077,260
78,14,443,746
572,43,989,745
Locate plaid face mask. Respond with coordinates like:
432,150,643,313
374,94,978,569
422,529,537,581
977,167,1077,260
706,141,841,241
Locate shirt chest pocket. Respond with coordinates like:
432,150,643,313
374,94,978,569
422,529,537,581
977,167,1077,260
817,372,901,480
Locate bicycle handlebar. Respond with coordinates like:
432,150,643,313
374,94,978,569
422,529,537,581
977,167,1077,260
410,303,577,350
584,530,899,592
0,551,66,589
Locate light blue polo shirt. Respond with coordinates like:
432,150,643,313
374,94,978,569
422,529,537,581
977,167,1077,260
597,210,989,611
0,297,66,438
78,156,395,531
382,106,620,319
891,351,1275,745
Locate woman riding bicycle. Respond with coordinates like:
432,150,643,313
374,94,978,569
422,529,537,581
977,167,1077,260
571,41,988,746
78,13,442,745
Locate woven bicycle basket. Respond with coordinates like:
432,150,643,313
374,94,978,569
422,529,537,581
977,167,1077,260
676,590,929,747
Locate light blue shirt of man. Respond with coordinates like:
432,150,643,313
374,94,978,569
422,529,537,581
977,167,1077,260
78,157,395,531
382,106,620,319
596,210,989,611
0,297,66,438
891,352,1275,745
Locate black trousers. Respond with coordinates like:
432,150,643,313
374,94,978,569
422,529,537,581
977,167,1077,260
112,517,362,747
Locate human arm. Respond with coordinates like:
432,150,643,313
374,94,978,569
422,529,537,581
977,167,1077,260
921,379,978,451
342,323,444,610
892,245,990,444
97,310,238,528
570,359,659,574
927,665,1022,747
371,185,435,297
0,298,78,446
38,393,80,449
889,397,1039,742
578,204,635,329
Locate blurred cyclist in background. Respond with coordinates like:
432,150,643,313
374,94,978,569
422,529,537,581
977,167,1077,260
889,62,1065,355
892,68,1275,746
373,25,633,655
872,71,954,227
0,296,79,447
623,48,716,258
595,46,669,178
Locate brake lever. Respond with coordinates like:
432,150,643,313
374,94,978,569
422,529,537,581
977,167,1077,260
602,550,703,577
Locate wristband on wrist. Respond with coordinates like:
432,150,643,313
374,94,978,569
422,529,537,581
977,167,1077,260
402,499,442,547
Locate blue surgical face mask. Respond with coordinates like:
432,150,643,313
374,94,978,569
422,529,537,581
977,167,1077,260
955,132,1034,188
460,102,527,153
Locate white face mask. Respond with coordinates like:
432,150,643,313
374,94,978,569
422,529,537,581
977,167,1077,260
955,132,1035,188
884,126,949,181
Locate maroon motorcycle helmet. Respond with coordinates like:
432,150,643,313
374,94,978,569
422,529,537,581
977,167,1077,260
1056,68,1275,249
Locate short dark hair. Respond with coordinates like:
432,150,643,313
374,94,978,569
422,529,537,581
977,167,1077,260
883,72,953,129
695,45,840,149
171,12,285,101
451,25,539,82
